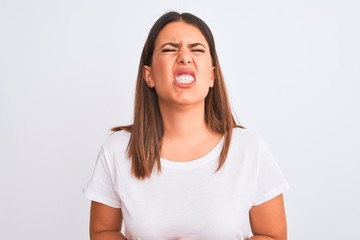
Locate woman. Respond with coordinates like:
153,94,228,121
84,11,289,240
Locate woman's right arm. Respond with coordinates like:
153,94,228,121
90,201,127,240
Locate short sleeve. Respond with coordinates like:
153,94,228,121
253,138,289,206
83,146,121,208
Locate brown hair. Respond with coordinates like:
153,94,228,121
112,11,242,179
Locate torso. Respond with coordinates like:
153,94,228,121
91,128,289,240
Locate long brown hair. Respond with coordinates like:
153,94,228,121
112,12,242,179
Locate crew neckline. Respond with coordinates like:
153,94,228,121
160,136,224,169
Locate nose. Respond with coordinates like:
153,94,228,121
177,51,192,64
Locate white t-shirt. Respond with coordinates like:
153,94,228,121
83,128,289,240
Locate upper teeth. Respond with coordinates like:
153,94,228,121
175,74,194,84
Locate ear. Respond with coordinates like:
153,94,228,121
209,66,215,88
143,65,155,88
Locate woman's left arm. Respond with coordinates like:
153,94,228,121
249,194,287,240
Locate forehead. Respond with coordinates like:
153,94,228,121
155,21,208,46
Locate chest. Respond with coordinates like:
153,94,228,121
116,161,256,240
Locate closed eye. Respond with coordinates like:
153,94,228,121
192,49,205,53
161,49,177,52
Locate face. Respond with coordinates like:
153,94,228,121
143,21,215,107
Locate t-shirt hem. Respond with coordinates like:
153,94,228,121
83,188,121,209
252,182,290,206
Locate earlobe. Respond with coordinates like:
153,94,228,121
143,65,155,88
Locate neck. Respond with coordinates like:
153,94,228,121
159,102,210,141
158,101,223,161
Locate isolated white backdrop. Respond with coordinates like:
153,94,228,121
1,0,359,239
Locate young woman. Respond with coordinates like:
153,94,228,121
84,11,289,240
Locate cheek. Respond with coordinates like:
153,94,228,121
200,63,214,80
197,56,213,71
152,59,173,80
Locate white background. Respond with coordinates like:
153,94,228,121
1,0,359,239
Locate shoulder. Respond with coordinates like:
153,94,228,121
231,127,262,148
102,130,131,156
225,128,265,164
230,128,279,167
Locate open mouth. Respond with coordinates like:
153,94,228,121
175,74,195,84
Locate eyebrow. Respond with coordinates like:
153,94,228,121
160,42,206,49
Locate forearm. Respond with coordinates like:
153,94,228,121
92,231,127,240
